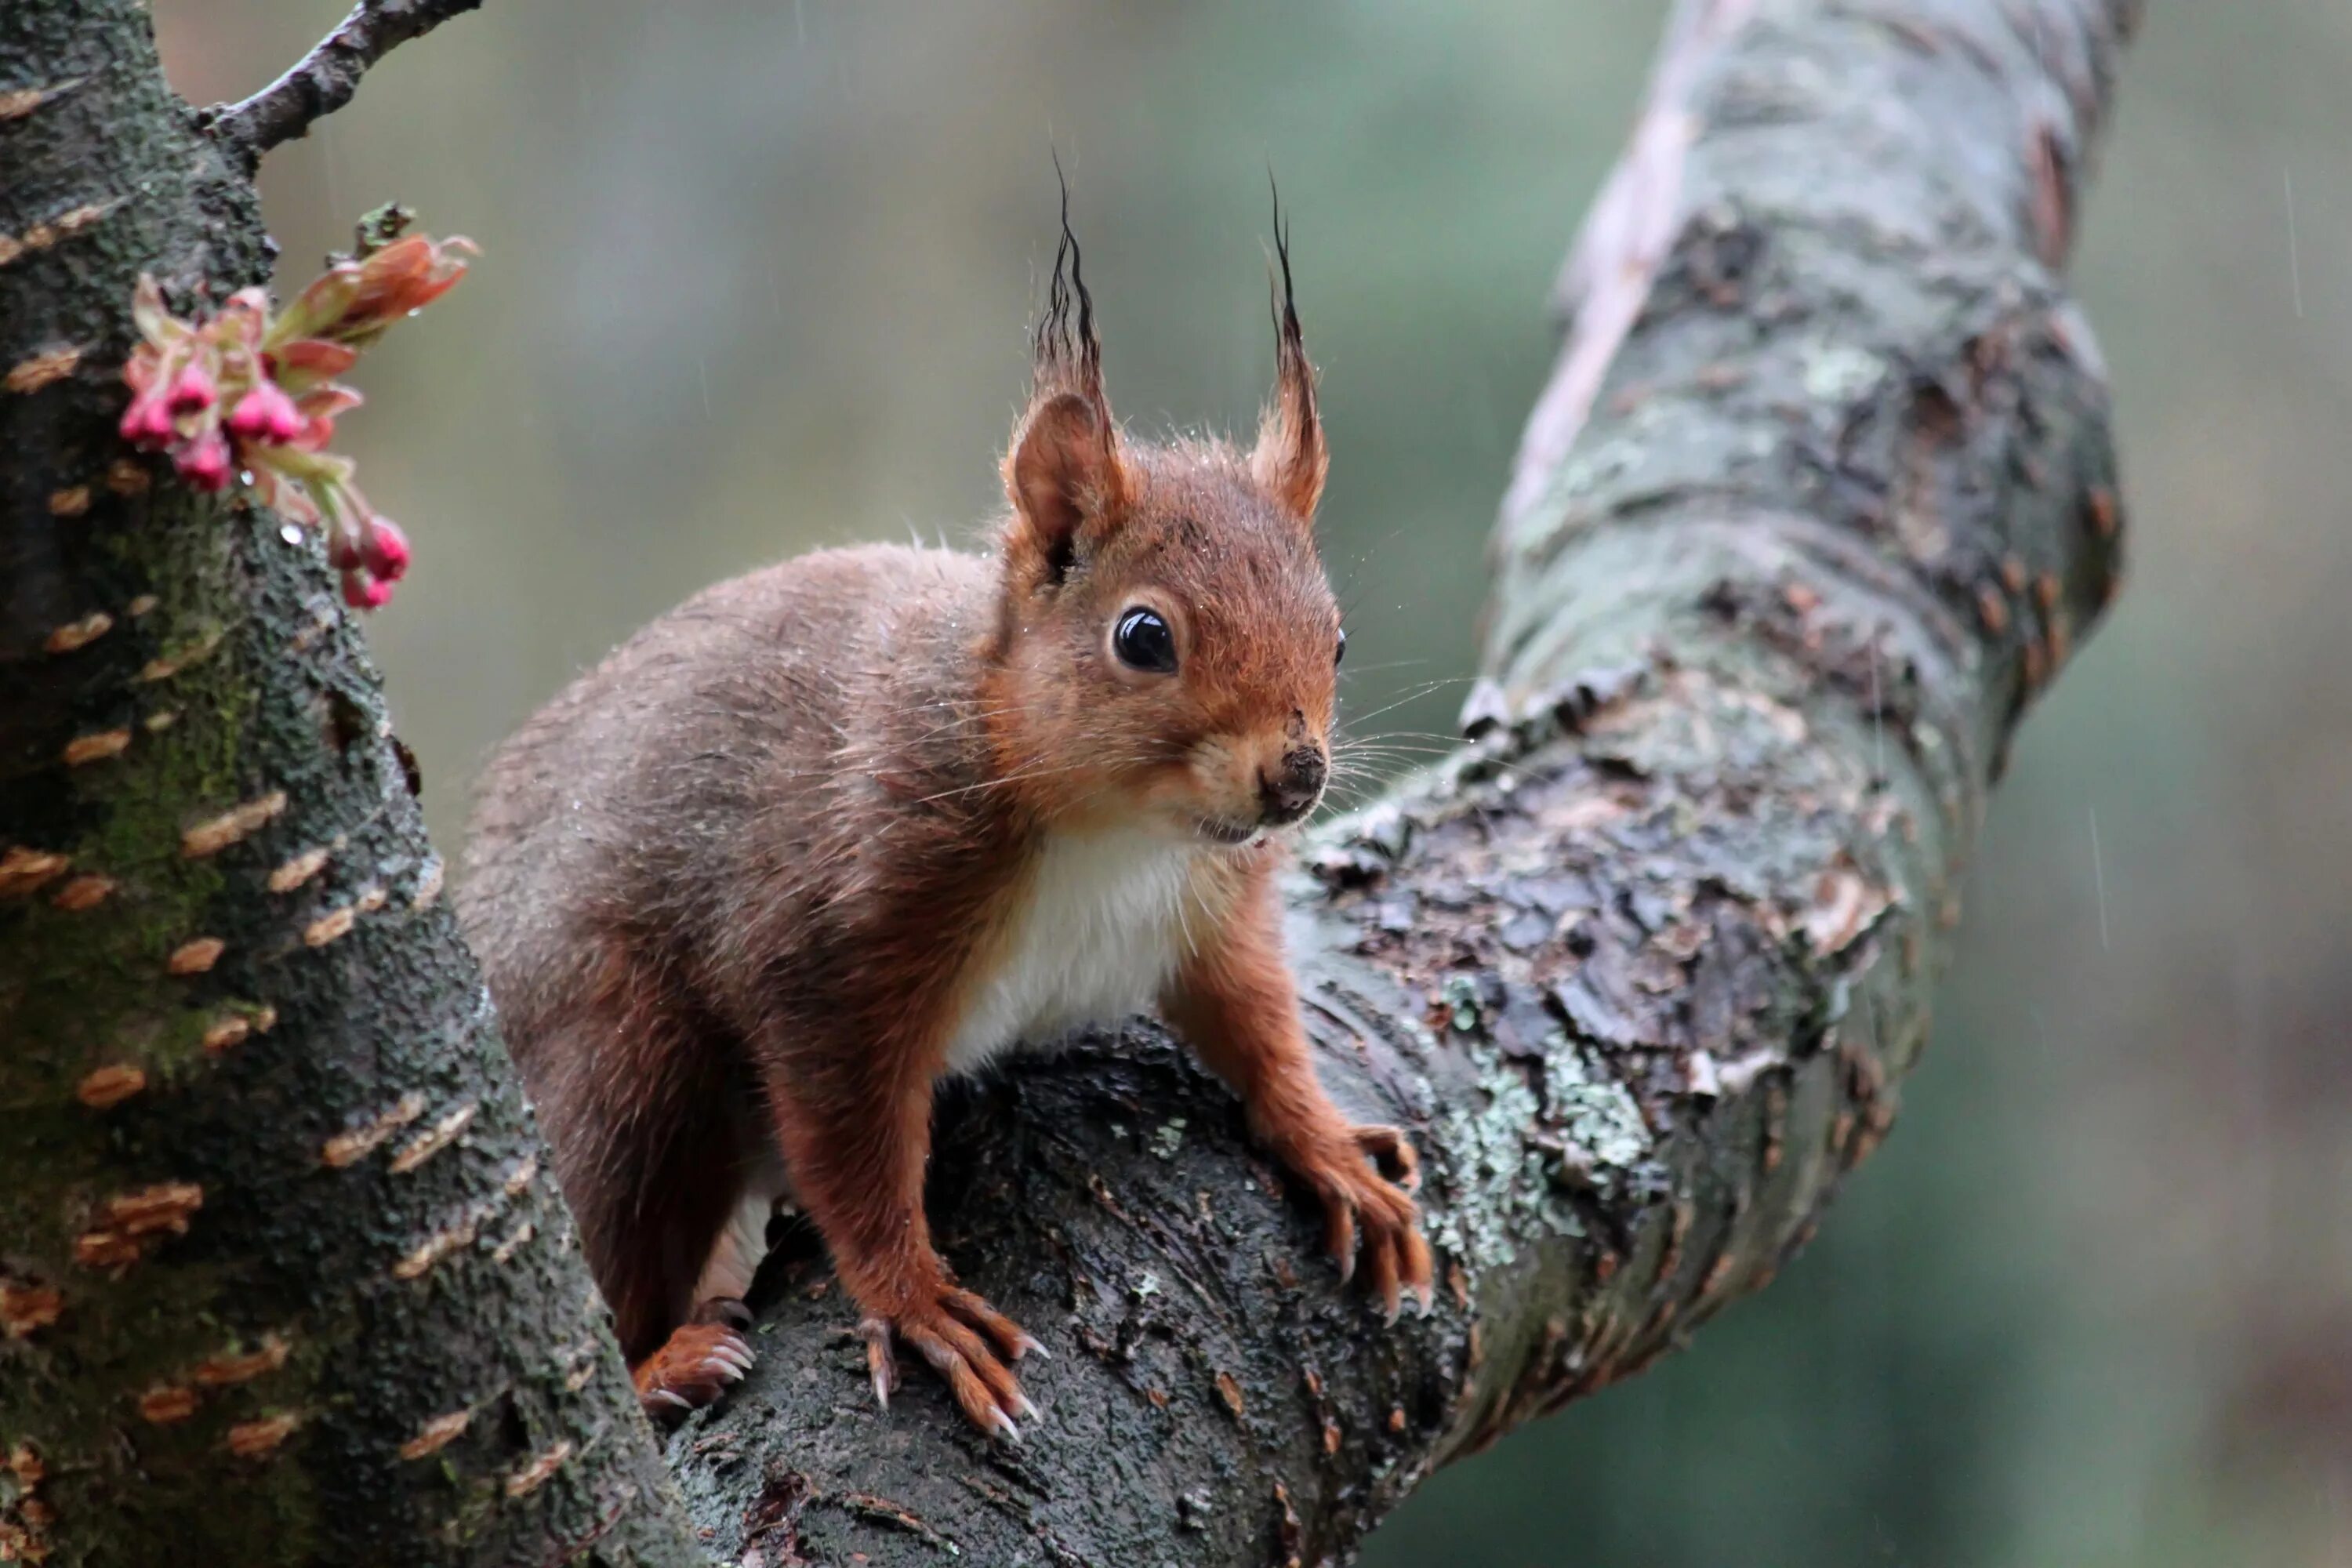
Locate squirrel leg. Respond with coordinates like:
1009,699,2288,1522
761,1050,1040,1440
1163,868,1436,1319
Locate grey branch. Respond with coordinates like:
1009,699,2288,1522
667,0,2136,1563
206,0,488,158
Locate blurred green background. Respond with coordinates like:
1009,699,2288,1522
154,5,2352,1564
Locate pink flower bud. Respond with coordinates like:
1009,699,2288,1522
226,379,306,445
118,394,175,448
167,361,217,414
177,431,233,492
362,517,411,583
342,569,395,610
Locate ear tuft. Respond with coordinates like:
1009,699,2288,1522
1032,155,1108,415
1249,179,1327,525
1003,164,1127,588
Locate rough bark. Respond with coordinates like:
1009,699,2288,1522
0,5,696,1565
0,1,2136,1566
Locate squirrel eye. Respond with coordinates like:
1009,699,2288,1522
1334,627,1348,668
1112,607,1178,673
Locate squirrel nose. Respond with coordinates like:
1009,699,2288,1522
1258,747,1327,826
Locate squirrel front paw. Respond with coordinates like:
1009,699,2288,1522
632,1298,755,1419
858,1286,1044,1442
1292,1123,1435,1320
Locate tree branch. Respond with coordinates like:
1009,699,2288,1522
665,1,2138,1563
1496,0,1758,543
205,0,485,160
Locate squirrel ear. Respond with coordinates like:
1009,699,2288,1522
1249,194,1327,524
1003,389,1124,586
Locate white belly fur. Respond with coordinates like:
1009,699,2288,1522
687,826,1203,1308
943,822,1203,1078
691,1134,793,1304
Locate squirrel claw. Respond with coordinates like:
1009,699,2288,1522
857,1316,898,1410
1327,1202,1357,1285
1368,1234,1403,1323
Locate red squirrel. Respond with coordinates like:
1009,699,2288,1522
458,198,1432,1439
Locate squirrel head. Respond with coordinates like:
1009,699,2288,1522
982,188,1340,849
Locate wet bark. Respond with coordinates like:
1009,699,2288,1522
0,5,696,1565
670,1,2137,1564
1,0,2136,1565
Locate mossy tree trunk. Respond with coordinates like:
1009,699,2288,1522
0,4,695,1564
3,0,2136,1565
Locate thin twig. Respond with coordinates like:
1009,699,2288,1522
205,0,487,159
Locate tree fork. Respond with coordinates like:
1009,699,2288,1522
667,1,2134,1563
1,1,2136,1565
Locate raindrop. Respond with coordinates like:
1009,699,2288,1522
321,121,343,219
280,523,303,545
2284,169,2305,320
1867,633,1885,782
2088,804,2110,953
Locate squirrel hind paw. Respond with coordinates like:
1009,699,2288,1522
633,1320,757,1421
